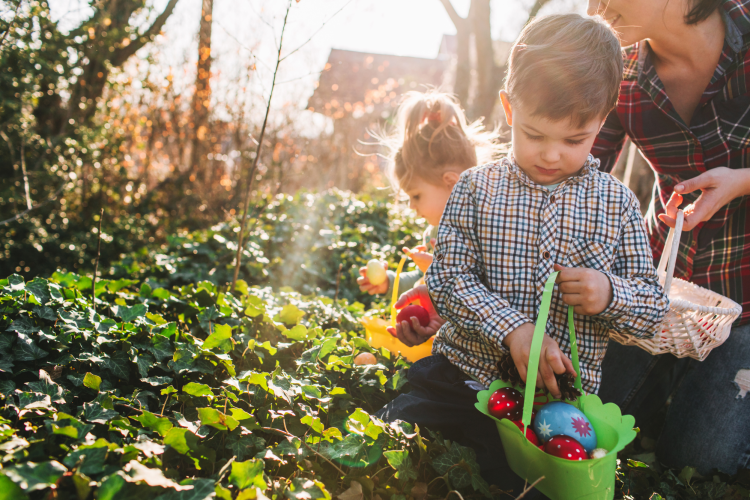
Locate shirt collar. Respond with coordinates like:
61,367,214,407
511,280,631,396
504,154,600,191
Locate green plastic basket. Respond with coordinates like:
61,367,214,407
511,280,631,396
474,272,637,500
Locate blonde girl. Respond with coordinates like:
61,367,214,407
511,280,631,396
356,91,502,336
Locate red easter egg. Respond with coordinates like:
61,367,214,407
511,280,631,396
543,435,588,461
396,304,430,327
488,387,523,421
512,420,540,446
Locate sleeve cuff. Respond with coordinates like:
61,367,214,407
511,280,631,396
598,272,634,321
480,308,532,349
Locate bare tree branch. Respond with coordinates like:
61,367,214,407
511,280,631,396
280,0,356,62
527,0,552,22
0,182,66,226
0,0,22,50
439,0,467,28
111,0,180,66
231,0,293,292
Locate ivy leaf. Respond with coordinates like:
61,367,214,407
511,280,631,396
0,474,26,500
164,428,200,455
197,407,238,431
83,373,101,391
228,459,266,490
133,411,173,437
134,353,155,378
123,460,192,490
183,382,213,398
142,376,173,387
32,306,57,321
62,447,108,476
203,323,233,352
12,333,47,362
284,478,331,500
18,392,52,409
383,450,418,484
226,434,265,461
25,279,51,305
113,304,148,323
83,401,119,424
0,380,16,398
97,473,126,500
26,370,64,403
276,304,305,326
432,442,480,490
7,317,39,335
102,352,130,379
1,461,67,492
154,478,216,500
337,481,364,500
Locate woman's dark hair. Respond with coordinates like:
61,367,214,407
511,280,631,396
686,0,724,24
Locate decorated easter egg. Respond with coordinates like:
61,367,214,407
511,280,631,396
487,387,523,421
534,402,597,452
543,435,588,461
511,420,540,446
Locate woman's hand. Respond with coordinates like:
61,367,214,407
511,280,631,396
357,262,389,295
386,285,445,347
402,245,433,273
658,167,750,230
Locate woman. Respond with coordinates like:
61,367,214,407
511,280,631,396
590,0,750,476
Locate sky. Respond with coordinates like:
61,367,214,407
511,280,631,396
46,0,583,121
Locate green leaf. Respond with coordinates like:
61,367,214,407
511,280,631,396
123,460,192,490
229,459,266,490
26,370,64,403
135,353,156,378
97,473,127,500
154,478,217,500
283,324,308,341
164,428,199,455
284,478,331,500
102,351,130,379
133,411,173,437
383,450,418,484
83,372,101,391
142,376,173,386
62,447,108,476
83,401,119,424
0,474,27,500
197,407,238,431
0,380,15,398
7,317,39,335
25,278,51,305
183,382,214,398
32,305,56,321
203,323,233,352
276,304,305,325
2,461,67,492
113,304,148,323
301,415,324,434
154,322,177,338
226,434,265,461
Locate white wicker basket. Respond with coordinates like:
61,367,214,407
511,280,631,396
610,210,742,361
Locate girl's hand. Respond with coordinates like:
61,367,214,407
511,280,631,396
658,167,750,231
386,285,445,346
502,322,576,399
402,245,433,273
357,262,389,295
553,264,613,316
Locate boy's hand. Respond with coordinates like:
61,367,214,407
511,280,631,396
357,262,389,295
402,245,434,273
502,323,576,399
386,285,444,346
553,264,613,315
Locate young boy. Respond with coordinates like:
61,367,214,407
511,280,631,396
377,14,669,495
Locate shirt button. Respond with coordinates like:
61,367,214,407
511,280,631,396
436,253,444,262
550,195,556,203
542,250,551,260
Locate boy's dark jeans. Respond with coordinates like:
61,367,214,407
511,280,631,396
376,355,541,498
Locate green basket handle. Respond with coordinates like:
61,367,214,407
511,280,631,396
521,271,582,430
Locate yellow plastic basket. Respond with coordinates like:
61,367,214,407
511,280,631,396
359,256,434,362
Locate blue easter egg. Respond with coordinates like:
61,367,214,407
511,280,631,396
534,402,597,452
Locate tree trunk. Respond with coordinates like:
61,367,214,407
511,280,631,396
471,0,499,122
438,0,471,112
189,0,214,180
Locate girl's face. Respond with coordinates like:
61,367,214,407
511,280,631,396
404,174,457,226
587,0,680,47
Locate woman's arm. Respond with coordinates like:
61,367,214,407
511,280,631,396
591,110,627,174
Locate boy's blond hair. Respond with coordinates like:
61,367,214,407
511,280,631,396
378,91,502,192
505,14,623,127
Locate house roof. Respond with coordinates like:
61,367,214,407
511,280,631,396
307,49,449,117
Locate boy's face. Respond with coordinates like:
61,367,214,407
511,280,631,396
501,92,604,186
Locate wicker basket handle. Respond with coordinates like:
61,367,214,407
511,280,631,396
656,209,684,296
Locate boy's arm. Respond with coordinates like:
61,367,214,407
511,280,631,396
596,206,670,337
591,110,627,174
425,174,531,347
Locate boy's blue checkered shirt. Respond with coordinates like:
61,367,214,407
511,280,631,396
425,155,670,394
